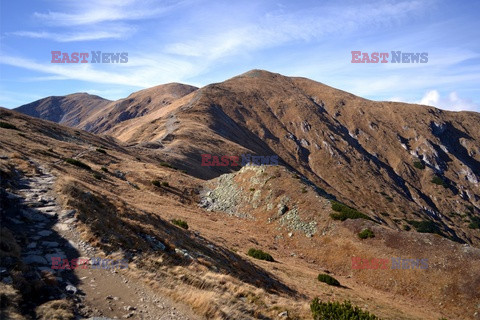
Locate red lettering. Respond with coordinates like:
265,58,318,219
79,52,89,63
351,51,361,63
361,52,371,63
351,257,361,269
211,156,220,166
78,258,89,269
70,258,78,269
51,257,61,269
201,154,212,166
51,51,61,63
371,52,379,63
60,258,71,269
220,156,230,166
379,52,389,63
71,52,79,63
230,156,239,166
61,52,71,63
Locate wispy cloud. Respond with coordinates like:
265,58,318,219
10,29,133,42
0,53,200,88
10,0,185,42
32,0,182,26
165,0,433,60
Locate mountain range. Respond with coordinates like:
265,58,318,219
1,69,479,319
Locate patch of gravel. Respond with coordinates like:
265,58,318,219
199,165,318,236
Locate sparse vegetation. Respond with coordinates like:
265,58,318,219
468,217,480,229
431,175,448,188
0,121,18,130
358,229,375,239
96,148,107,154
317,274,340,287
162,181,169,187
159,161,174,169
64,158,91,170
301,187,307,193
380,212,389,217
413,161,425,169
35,299,75,320
152,180,161,187
250,188,255,191
407,219,444,236
247,248,274,262
310,298,379,320
171,219,189,229
101,166,109,173
93,172,103,180
330,201,371,221
403,225,411,231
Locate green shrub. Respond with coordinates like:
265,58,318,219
162,181,169,187
247,248,274,262
159,162,174,168
171,219,188,229
301,187,307,193
96,148,107,154
406,219,443,235
403,225,411,231
0,121,18,130
317,274,340,286
358,229,375,239
101,166,109,173
413,161,425,169
249,188,255,191
330,201,371,221
152,180,161,187
380,212,389,217
310,298,380,320
468,217,480,229
431,175,448,188
64,158,91,170
93,172,102,180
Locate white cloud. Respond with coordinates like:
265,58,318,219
32,0,179,26
10,29,132,42
0,51,203,89
165,0,433,60
419,90,479,112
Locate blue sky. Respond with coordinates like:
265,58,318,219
1,0,479,112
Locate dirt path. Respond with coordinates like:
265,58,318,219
7,161,200,320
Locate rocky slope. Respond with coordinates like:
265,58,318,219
15,69,480,247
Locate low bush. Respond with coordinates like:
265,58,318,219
64,158,91,170
317,274,340,287
406,219,444,236
96,148,107,154
101,166,109,173
431,175,448,188
171,219,188,229
152,180,161,187
468,217,480,229
93,172,102,180
413,161,425,169
159,162,175,169
330,201,371,221
0,121,18,130
310,298,380,320
247,248,274,262
162,181,169,187
358,229,375,239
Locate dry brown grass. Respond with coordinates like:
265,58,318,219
35,299,75,320
0,283,26,320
